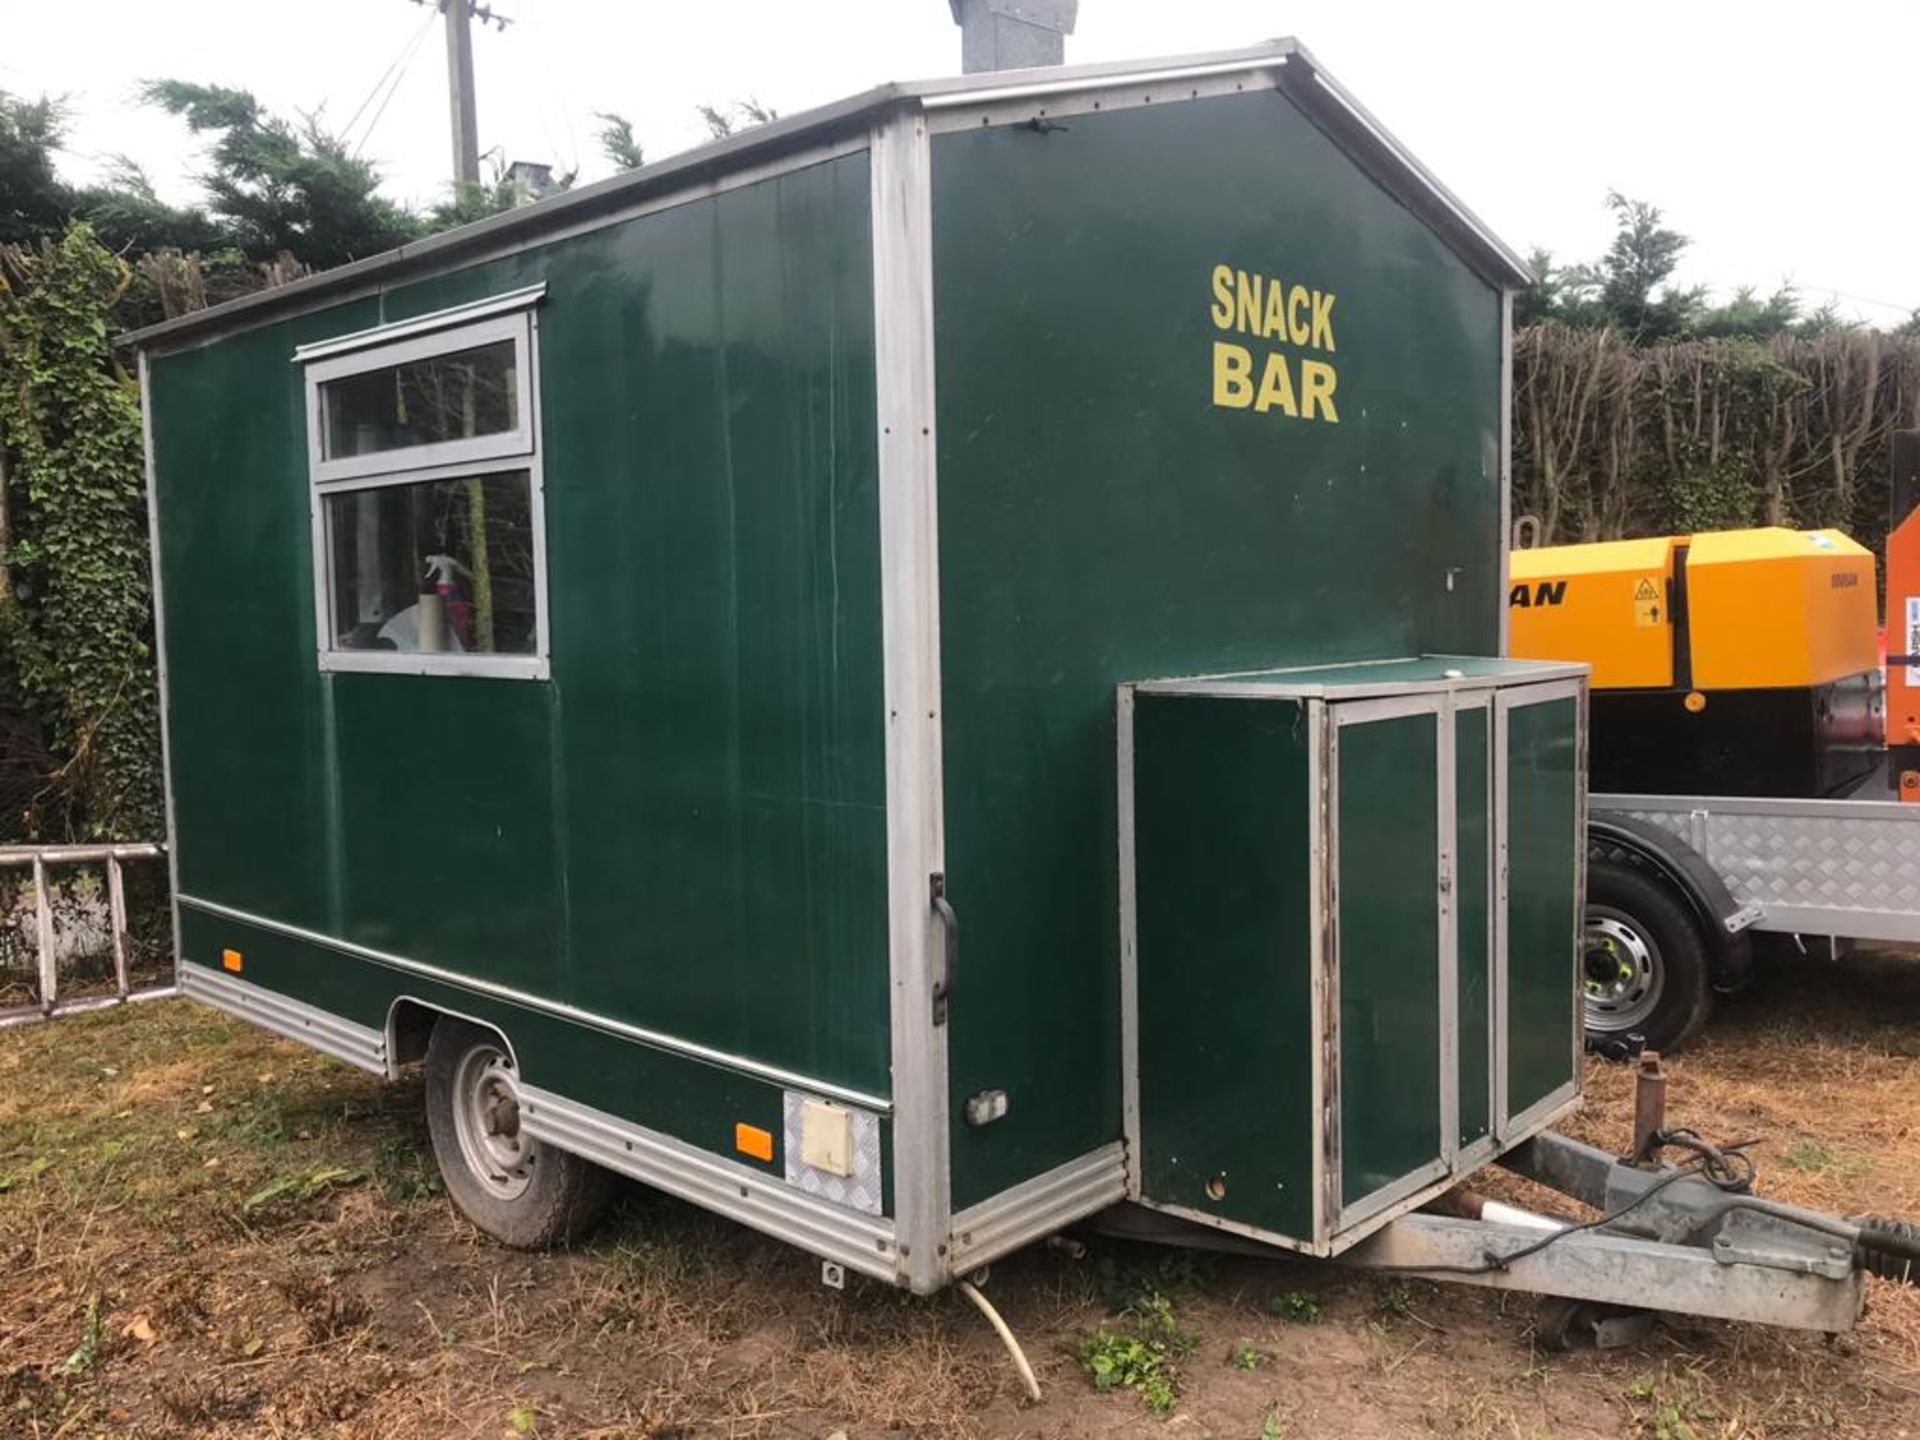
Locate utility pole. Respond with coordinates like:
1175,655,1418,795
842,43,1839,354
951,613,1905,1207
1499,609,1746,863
445,0,479,185
414,0,511,188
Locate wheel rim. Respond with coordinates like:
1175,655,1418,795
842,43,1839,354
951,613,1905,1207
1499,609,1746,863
449,1041,536,1200
1582,906,1663,1033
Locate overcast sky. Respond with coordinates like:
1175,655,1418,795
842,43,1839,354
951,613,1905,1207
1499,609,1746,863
7,1,1915,324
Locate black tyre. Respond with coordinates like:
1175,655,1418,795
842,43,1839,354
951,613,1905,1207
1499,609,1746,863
424,1018,612,1248
1582,858,1713,1054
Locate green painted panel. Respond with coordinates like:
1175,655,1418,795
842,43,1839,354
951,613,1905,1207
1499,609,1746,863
178,906,894,1215
1132,693,1315,1242
1336,711,1441,1206
1455,705,1491,1148
149,300,380,932
931,92,1503,1207
1504,694,1580,1116
149,153,892,1113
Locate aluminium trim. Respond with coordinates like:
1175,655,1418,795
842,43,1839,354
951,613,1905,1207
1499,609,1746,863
1116,687,1142,1199
1324,713,1343,1235
1493,694,1512,1134
949,1143,1128,1271
517,1083,900,1285
1438,695,1460,1170
871,106,951,1295
180,961,388,1075
917,45,1298,108
1138,1196,1326,1259
922,61,1287,131
1504,1083,1580,1146
1136,660,1587,702
1341,1157,1452,1235
1277,49,1531,287
173,894,891,1112
1307,696,1329,1246
1499,289,1515,654
1456,695,1500,1154
137,350,186,1000
1743,906,1920,945
302,310,536,486
304,308,552,683
1327,694,1449,1233
1593,791,1920,823
291,284,546,363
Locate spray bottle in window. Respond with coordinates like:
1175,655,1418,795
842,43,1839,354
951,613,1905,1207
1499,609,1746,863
422,553,473,653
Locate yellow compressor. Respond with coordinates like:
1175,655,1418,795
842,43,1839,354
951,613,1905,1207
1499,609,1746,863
1509,528,1883,797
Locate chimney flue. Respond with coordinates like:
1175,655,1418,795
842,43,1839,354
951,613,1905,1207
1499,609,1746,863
950,0,1079,73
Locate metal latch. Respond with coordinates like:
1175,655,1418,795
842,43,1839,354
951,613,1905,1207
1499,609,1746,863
931,872,957,1026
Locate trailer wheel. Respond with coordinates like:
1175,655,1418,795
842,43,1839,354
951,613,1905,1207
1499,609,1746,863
1583,859,1713,1053
425,1019,611,1248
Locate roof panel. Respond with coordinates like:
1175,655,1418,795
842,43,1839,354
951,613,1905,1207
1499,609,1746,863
127,38,1527,353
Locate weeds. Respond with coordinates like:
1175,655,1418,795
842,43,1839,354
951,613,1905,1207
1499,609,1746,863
1230,1343,1261,1370
1270,1289,1320,1323
1079,1287,1197,1415
56,1294,102,1376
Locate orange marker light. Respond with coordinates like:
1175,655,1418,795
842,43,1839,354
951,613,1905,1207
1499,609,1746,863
221,948,243,973
733,1123,774,1163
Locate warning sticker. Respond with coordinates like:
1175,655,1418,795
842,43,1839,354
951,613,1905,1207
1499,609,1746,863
1907,596,1919,686
1633,577,1662,627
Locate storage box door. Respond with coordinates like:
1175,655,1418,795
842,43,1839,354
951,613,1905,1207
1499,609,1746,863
1495,680,1584,1135
1329,696,1448,1229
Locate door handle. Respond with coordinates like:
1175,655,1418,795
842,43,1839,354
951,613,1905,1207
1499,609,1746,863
931,872,957,1026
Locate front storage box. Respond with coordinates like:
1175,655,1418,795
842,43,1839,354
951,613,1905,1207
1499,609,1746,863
1121,657,1585,1254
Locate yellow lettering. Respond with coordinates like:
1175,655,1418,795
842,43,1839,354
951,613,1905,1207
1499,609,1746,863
1311,290,1337,351
1254,352,1298,417
1235,271,1263,336
1263,281,1288,343
1301,359,1339,422
1287,285,1311,346
1213,342,1255,408
1209,265,1235,329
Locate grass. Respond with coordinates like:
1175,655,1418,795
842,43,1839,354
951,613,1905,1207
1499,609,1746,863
2,944,1920,1435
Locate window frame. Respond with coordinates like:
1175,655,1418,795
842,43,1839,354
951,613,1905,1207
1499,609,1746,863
298,292,551,681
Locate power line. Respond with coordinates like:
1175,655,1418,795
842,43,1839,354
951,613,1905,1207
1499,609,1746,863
353,13,440,160
1798,285,1915,318
342,7,438,149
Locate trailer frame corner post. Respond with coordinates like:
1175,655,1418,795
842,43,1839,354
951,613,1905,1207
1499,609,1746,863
1116,684,1140,1201
137,348,185,993
871,101,952,1294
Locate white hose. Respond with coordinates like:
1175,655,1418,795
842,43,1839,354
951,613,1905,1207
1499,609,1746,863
957,1278,1041,1402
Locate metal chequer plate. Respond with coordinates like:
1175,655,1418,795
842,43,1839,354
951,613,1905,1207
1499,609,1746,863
783,1092,884,1216
1603,793,1920,943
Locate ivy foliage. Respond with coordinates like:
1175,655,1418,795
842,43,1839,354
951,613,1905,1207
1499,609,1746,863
0,223,161,839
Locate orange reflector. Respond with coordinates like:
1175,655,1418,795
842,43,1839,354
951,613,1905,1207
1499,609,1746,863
733,1122,774,1163
221,948,243,973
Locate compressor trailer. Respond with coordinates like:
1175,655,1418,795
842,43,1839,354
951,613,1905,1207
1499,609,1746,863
128,40,1910,1356
1512,439,1920,1052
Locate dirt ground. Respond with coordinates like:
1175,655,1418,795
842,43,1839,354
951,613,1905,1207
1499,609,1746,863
4,947,1920,1439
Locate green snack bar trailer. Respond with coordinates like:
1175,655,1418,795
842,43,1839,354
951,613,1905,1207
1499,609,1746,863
130,40,1897,1334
